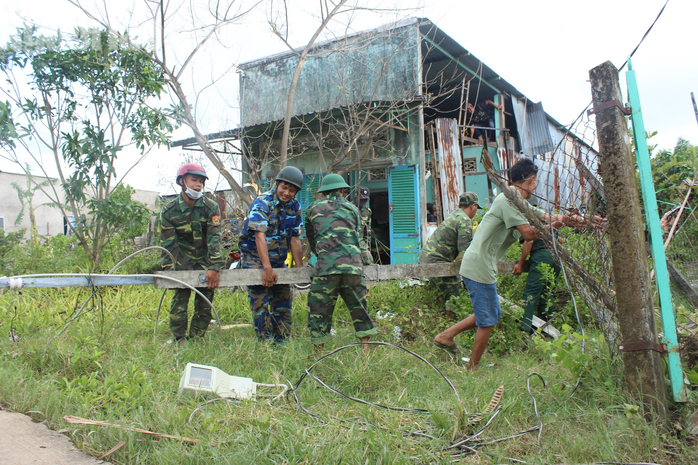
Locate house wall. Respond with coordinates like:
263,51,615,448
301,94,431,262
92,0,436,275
0,171,162,240
240,24,421,128
0,172,64,238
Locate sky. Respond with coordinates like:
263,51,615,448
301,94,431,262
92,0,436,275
0,0,696,194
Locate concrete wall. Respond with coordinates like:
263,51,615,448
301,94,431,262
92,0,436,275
0,172,65,238
0,171,162,240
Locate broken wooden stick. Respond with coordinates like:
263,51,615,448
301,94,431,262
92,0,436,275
63,416,198,444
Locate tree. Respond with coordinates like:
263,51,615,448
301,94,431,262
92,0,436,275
67,0,261,207
268,0,349,168
651,137,697,210
0,26,175,269
266,0,421,171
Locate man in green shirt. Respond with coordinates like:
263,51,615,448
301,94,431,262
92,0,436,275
418,192,481,317
434,158,566,370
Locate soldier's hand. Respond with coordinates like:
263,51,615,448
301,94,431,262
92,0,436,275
206,270,220,289
512,263,524,276
262,267,278,287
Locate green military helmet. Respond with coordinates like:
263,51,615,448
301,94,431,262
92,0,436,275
317,173,351,193
275,166,304,190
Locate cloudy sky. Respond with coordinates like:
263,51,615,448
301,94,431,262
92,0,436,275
1,0,695,194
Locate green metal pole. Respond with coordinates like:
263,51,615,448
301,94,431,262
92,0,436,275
625,58,686,402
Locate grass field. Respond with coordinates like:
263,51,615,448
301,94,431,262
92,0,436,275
0,283,696,464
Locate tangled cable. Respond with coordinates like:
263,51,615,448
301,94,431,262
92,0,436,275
288,341,462,418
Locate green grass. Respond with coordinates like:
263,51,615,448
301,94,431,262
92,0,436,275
0,284,696,464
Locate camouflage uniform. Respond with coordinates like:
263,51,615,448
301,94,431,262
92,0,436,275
305,191,377,344
519,238,561,333
418,203,474,313
359,205,374,265
239,188,302,343
160,194,223,341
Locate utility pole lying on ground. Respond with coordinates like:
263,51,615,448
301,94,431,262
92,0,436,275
589,60,668,418
1,262,524,291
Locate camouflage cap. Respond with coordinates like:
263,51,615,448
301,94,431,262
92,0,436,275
459,191,482,208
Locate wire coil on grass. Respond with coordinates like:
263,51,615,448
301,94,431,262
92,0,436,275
289,341,463,416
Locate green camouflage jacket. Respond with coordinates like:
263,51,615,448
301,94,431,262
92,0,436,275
359,205,373,265
305,192,363,276
160,194,224,271
418,208,473,264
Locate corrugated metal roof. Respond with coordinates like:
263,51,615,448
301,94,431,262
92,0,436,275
176,17,589,150
512,97,555,157
239,17,423,70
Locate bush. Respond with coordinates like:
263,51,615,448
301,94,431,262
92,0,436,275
0,228,25,274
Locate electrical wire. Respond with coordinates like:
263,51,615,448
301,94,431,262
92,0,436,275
8,273,222,334
289,341,462,419
7,291,20,343
618,0,670,73
187,397,240,430
109,246,175,274
526,372,545,454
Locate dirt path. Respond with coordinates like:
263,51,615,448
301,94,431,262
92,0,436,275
0,409,101,464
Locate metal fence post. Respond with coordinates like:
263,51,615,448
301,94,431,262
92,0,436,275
625,58,686,403
589,61,668,418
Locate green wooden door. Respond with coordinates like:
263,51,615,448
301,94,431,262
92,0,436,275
389,165,420,264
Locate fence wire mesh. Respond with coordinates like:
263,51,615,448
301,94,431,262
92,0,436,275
487,106,624,360
490,98,697,364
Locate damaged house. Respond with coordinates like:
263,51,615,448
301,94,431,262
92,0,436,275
178,18,598,264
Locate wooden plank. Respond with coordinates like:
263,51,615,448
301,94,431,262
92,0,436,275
154,262,518,289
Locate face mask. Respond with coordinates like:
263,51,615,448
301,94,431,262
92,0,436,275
185,187,203,200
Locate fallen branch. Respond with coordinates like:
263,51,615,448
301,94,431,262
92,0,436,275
63,415,198,444
98,440,126,459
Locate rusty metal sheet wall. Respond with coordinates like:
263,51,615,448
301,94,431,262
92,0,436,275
535,124,599,212
240,25,420,128
435,118,463,218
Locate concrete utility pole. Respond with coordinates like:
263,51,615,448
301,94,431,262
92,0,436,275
589,61,667,418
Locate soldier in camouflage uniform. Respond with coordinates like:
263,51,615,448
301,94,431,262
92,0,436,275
305,174,377,349
239,166,304,343
418,192,482,316
161,163,223,346
353,186,374,265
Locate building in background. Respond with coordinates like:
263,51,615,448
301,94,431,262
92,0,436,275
175,18,599,264
0,170,160,240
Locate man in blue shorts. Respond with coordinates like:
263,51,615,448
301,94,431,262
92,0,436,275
434,158,566,370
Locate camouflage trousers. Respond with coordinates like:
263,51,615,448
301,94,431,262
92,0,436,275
427,276,464,315
520,250,561,333
247,284,293,343
169,287,215,341
307,274,377,344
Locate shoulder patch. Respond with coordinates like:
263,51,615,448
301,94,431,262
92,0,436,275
211,215,220,226
163,198,179,211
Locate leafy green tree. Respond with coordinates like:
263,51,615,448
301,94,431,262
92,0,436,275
651,138,698,211
0,26,176,269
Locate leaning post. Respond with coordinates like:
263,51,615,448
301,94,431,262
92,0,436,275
588,61,667,418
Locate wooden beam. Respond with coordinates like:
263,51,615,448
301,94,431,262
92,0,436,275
154,262,518,289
